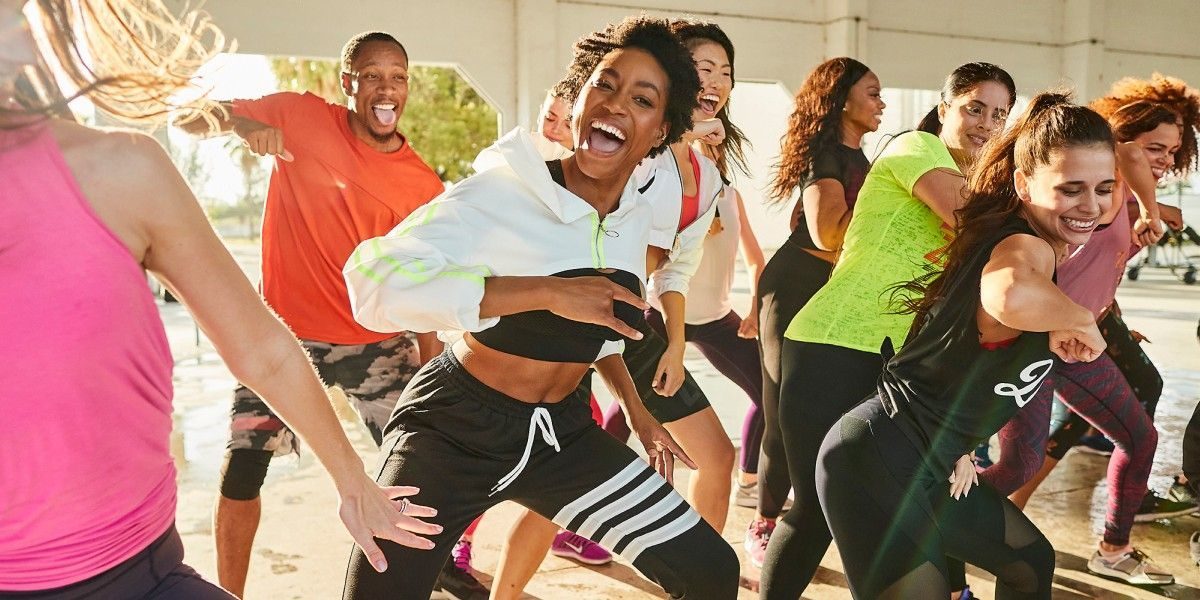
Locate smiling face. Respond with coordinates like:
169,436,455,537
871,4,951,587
537,93,572,149
0,0,36,98
570,47,669,182
689,41,730,122
842,70,885,136
1015,144,1116,251
940,80,1013,158
340,40,409,145
1132,121,1182,181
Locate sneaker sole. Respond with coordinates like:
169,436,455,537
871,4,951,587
1087,562,1174,586
1133,506,1200,522
550,549,613,566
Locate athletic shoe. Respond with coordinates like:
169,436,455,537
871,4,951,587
551,531,613,565
733,481,758,508
1087,548,1174,585
1166,475,1198,505
744,518,775,569
433,541,489,600
1134,489,1199,522
1074,434,1115,456
1190,532,1200,566
973,442,994,469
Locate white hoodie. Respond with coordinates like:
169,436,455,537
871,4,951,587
634,149,724,299
343,128,652,356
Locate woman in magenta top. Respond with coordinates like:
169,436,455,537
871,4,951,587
0,1,436,596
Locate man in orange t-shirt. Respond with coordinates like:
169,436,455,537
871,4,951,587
179,32,466,597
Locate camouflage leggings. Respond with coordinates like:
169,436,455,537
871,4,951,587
227,333,421,455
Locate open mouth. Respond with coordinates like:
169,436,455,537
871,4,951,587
1062,216,1097,233
372,102,397,127
698,94,719,116
584,119,627,155
1151,167,1165,180
967,133,989,147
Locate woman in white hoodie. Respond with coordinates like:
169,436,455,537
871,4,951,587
341,16,739,599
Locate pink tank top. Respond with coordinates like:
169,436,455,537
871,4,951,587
0,126,176,590
1056,194,1136,319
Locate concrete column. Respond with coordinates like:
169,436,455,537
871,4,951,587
514,0,560,130
824,0,869,63
1061,0,1106,100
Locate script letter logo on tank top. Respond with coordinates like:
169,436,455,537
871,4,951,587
993,359,1054,407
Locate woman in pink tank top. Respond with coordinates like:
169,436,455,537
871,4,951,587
0,2,437,597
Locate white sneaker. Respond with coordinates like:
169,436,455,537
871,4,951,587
1087,548,1174,585
733,482,758,508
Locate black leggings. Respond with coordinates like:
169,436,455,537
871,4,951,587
0,526,234,599
758,340,882,598
818,400,1055,599
755,243,833,519
342,350,738,599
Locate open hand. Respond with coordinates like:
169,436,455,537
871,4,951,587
948,454,979,500
546,276,649,340
630,413,697,484
338,479,441,573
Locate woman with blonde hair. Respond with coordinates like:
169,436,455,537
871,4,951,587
0,1,437,596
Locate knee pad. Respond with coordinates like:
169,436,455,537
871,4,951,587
219,449,273,500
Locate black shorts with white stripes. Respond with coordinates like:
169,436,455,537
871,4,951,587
342,348,738,599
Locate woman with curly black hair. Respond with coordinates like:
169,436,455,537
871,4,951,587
340,15,739,599
746,57,882,568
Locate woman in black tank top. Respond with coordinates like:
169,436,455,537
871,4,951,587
812,94,1115,599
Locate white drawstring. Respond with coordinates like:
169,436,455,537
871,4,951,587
490,406,560,496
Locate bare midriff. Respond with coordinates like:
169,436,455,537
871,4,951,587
457,335,595,403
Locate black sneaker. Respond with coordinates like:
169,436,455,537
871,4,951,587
1166,475,1198,505
1134,489,1199,522
433,541,489,600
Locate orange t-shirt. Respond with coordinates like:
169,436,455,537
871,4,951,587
233,92,444,344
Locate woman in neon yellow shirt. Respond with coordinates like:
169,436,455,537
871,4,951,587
759,62,1016,598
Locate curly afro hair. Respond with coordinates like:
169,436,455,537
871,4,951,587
1090,73,1200,175
559,15,700,157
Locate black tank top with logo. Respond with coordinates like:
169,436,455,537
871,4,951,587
878,217,1057,476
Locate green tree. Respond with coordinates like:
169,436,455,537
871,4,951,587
269,57,498,182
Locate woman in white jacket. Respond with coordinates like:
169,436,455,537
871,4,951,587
341,16,739,599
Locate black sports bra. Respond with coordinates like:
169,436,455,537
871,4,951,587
470,161,646,363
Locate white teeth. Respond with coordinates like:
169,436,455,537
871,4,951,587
374,103,395,110
1064,217,1095,229
701,94,719,102
590,120,626,141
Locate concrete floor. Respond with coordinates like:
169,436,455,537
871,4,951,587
163,246,1200,599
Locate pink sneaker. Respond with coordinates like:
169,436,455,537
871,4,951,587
744,519,775,569
551,530,613,565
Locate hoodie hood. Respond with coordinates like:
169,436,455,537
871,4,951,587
472,127,642,224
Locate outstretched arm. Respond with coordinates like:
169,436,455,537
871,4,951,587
980,233,1104,363
119,131,436,573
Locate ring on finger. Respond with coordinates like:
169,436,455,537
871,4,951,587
398,497,410,515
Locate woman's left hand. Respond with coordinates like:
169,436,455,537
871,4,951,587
737,311,759,339
337,476,442,573
948,454,979,500
630,411,696,484
652,345,686,397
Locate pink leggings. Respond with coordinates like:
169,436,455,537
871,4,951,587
982,352,1156,546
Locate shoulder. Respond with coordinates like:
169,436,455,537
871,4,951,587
989,229,1056,275
53,121,175,188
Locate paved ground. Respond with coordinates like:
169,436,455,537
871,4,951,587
164,242,1200,599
